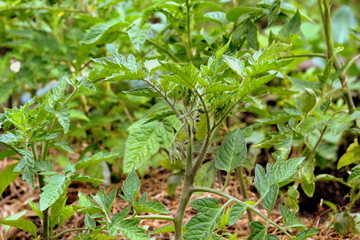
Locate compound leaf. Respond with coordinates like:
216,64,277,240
121,170,140,204
39,174,68,211
75,151,119,171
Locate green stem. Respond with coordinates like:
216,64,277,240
39,174,50,240
221,172,231,191
132,215,175,221
185,0,193,59
145,39,181,62
191,187,295,239
52,228,87,239
280,53,326,59
235,167,253,222
318,0,356,113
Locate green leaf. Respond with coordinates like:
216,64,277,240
123,87,161,97
75,151,119,171
215,129,247,172
0,219,38,237
71,174,106,185
228,203,246,225
223,55,245,77
160,63,200,90
1,211,26,234
123,121,165,172
69,109,90,122
279,204,305,230
109,206,132,236
93,188,117,215
348,165,360,184
248,221,266,240
0,131,23,144
55,107,70,134
127,19,150,51
279,9,301,38
247,20,259,50
81,21,125,45
263,184,279,212
0,163,20,195
296,228,319,240
195,161,216,188
184,198,224,240
120,170,140,204
0,81,16,104
84,213,96,229
134,200,169,214
150,224,175,234
117,219,149,240
54,142,74,154
332,6,356,44
338,140,360,169
39,174,68,211
226,7,263,22
268,0,281,26
29,201,43,220
299,88,316,115
272,157,305,183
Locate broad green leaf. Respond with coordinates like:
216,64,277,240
279,9,301,38
1,211,26,233
227,7,263,22
127,19,150,51
348,165,360,184
0,131,23,144
75,76,96,91
109,206,132,236
71,174,106,185
332,6,356,44
268,0,281,26
124,121,165,172
296,228,319,240
121,170,140,204
123,87,161,97
195,161,216,188
248,59,293,76
29,201,42,220
160,63,200,90
144,59,161,75
338,140,360,169
184,198,224,240
0,150,17,159
263,184,279,212
228,203,246,225
298,88,316,115
84,213,96,229
272,157,304,183
55,107,70,134
69,109,90,122
247,20,259,50
134,200,169,214
0,219,37,237
94,188,117,215
75,151,119,171
253,41,291,62
54,142,74,154
279,204,305,230
150,224,175,234
248,221,266,240
223,55,245,77
0,163,20,195
117,219,149,240
254,164,269,197
81,21,125,45
40,174,68,211
215,129,247,172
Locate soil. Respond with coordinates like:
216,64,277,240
0,157,359,240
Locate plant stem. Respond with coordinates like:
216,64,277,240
221,172,231,191
132,215,175,221
185,0,193,59
174,129,215,240
235,167,253,222
318,0,356,113
191,187,295,239
39,174,50,240
52,228,87,239
145,39,181,62
279,53,326,59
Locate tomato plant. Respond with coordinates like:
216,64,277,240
0,0,359,239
